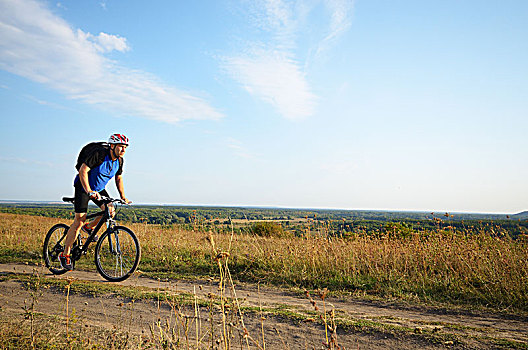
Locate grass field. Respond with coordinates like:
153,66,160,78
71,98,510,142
1,212,527,312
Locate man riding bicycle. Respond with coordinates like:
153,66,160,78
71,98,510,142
59,133,131,271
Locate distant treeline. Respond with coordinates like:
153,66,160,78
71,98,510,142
0,202,515,221
1,203,528,238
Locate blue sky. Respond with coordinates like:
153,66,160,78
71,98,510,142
1,0,527,213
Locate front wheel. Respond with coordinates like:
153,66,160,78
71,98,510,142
94,226,141,282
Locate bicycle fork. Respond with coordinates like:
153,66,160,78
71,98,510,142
105,228,124,276
105,223,122,256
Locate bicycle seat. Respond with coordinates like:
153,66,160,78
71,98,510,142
62,197,75,203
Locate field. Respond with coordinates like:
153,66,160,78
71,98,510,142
1,207,528,349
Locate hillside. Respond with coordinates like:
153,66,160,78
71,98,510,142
512,211,528,220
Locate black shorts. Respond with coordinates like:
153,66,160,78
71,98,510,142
74,181,109,213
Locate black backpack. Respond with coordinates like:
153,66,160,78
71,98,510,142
75,142,111,171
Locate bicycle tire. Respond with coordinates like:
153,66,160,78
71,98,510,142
42,223,71,275
94,225,140,282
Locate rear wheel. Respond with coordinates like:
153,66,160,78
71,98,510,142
43,223,73,274
94,226,140,282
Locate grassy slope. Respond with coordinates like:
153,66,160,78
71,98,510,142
1,212,527,312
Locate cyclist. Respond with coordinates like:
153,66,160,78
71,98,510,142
59,134,131,271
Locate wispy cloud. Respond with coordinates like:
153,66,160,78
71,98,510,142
226,138,255,159
0,156,54,167
223,49,317,120
0,0,223,123
23,94,75,111
314,0,354,59
222,0,353,120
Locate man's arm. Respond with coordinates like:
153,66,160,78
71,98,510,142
115,174,130,203
79,164,100,200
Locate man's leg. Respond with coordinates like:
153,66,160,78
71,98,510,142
83,205,109,230
63,213,86,255
60,182,89,269
59,212,86,270
83,190,112,230
84,212,100,230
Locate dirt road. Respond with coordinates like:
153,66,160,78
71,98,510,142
1,263,526,349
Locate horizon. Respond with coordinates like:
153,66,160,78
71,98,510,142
0,198,519,216
1,0,527,214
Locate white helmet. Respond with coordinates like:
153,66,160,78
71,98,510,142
108,133,129,145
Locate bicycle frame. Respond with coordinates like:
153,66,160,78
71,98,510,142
71,200,116,261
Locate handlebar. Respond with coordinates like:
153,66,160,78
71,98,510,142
62,196,131,205
99,196,130,205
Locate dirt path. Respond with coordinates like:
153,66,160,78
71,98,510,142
1,263,527,349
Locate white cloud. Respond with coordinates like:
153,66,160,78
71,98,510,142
262,0,295,44
223,0,353,120
77,30,129,53
223,49,317,120
0,0,223,123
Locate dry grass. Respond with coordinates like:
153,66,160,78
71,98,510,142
1,212,528,311
0,313,138,349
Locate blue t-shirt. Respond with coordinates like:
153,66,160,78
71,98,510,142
74,149,123,192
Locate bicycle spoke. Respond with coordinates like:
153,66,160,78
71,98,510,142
118,255,123,276
120,256,133,267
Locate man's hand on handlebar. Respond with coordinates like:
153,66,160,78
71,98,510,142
88,194,131,206
88,191,101,201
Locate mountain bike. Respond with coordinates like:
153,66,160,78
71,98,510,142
43,196,141,282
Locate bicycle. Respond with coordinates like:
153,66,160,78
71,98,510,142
43,196,141,282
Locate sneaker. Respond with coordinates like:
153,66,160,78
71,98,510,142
81,224,98,242
58,252,73,271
